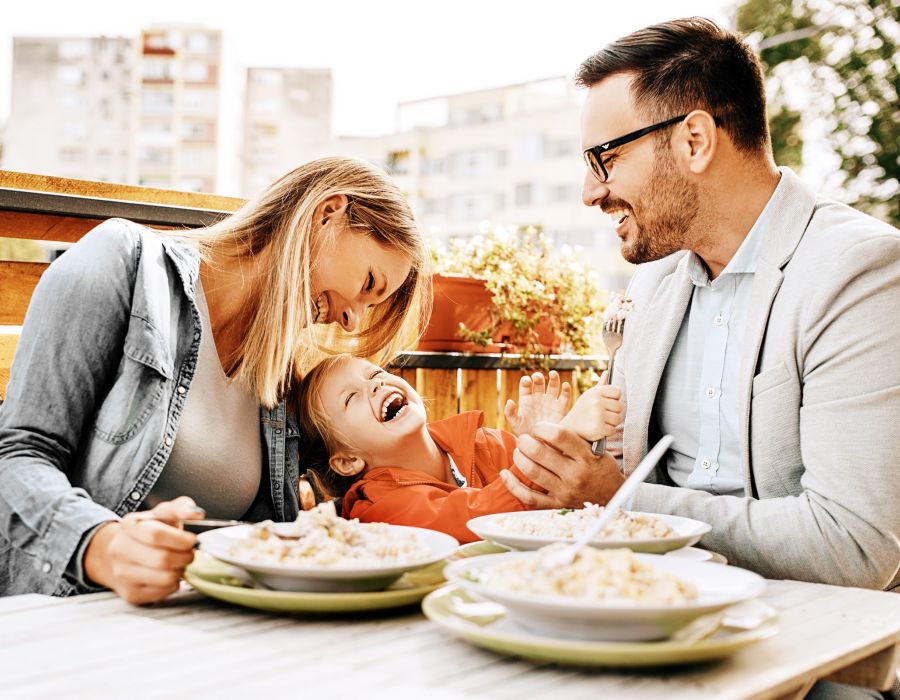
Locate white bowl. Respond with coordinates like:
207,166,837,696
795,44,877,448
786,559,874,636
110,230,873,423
444,552,766,642
467,510,711,553
198,524,458,593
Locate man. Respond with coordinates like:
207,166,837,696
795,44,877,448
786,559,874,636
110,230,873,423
500,17,900,593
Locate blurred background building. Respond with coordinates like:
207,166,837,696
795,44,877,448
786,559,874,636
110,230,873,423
133,26,222,193
2,0,896,287
4,36,134,183
334,77,629,287
241,67,333,196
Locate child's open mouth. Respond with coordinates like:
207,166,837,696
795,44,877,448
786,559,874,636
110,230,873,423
380,391,409,422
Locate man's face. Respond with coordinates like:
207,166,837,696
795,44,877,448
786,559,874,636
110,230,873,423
581,74,699,264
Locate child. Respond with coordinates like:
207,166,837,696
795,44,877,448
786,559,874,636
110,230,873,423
295,355,623,543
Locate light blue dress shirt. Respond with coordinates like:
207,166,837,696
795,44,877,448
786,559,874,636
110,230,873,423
653,177,783,496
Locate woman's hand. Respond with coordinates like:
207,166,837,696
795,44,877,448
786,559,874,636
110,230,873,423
503,371,572,437
83,496,202,605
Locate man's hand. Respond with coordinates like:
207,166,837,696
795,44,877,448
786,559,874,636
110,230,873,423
503,371,572,438
500,422,624,508
83,496,202,605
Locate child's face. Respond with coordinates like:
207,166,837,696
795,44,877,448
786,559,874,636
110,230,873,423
318,357,427,465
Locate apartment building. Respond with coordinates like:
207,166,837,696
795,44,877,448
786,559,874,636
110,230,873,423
132,26,222,192
335,77,631,289
241,67,333,197
3,36,134,182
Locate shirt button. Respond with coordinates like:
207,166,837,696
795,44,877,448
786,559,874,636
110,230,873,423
130,490,141,501
705,387,717,398
701,459,711,470
177,386,187,395
42,562,51,573
714,315,725,326
164,437,173,447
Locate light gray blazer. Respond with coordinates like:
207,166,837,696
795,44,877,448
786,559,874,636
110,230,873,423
612,168,900,589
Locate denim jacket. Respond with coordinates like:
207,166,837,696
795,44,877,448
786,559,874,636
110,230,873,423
0,219,300,596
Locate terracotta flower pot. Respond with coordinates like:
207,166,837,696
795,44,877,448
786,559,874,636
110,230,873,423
418,274,559,354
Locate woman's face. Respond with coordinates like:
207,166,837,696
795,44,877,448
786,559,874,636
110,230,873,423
309,226,412,332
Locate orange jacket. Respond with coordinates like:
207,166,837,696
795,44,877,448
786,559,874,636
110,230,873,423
342,411,539,543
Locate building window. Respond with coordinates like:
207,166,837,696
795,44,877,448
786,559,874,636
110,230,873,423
141,90,174,117
511,134,545,164
515,183,534,206
142,58,174,82
386,150,410,176
59,148,85,163
550,184,578,203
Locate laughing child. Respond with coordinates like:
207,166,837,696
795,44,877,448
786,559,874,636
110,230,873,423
295,355,623,542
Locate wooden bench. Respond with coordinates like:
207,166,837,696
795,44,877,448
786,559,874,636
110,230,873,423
0,171,597,426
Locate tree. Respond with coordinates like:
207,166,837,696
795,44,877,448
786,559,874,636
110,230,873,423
737,0,899,226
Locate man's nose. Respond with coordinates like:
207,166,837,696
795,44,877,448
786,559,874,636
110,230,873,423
582,170,610,207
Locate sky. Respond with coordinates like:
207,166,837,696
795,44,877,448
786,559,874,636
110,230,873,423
1,0,736,137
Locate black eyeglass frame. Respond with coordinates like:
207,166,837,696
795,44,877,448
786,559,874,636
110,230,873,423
583,114,720,182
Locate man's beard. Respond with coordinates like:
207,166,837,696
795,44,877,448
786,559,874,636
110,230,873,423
619,146,699,265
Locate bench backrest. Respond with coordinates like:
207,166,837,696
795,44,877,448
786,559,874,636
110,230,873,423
0,170,243,399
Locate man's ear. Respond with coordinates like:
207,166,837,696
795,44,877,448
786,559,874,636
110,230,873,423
329,451,367,477
677,109,717,174
314,194,349,227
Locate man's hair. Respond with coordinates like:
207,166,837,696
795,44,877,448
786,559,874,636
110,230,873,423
576,17,770,154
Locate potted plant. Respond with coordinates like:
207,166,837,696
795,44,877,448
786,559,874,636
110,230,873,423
420,224,605,363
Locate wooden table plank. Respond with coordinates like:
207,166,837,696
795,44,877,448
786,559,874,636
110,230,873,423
0,580,897,700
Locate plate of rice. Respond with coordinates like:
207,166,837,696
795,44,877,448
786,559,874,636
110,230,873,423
198,502,458,592
443,546,765,641
467,504,710,553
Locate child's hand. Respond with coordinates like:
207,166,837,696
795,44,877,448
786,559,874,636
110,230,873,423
560,384,624,442
504,371,572,437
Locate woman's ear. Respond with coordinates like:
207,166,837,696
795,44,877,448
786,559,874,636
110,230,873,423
315,194,349,227
329,451,367,477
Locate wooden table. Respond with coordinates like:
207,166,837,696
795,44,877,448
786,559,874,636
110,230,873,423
0,579,897,700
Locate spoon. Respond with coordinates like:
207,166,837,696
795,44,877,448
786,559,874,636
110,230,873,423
543,434,674,567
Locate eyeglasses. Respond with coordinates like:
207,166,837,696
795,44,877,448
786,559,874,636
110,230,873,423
583,114,688,183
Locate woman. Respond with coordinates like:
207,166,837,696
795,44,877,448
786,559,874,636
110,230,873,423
0,157,430,604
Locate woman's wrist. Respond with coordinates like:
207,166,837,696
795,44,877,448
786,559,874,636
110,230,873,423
82,521,120,589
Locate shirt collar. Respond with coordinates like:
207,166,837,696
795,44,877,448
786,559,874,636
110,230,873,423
685,172,785,288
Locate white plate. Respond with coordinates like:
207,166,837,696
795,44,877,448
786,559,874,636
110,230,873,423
198,524,458,593
444,552,766,642
467,510,711,553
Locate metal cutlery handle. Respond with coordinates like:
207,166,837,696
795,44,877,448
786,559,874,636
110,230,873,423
590,353,616,456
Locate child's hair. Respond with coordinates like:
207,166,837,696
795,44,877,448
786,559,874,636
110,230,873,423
295,354,361,504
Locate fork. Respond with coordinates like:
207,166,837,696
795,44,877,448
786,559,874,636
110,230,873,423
591,316,626,456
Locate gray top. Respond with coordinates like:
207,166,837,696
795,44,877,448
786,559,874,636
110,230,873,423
145,281,262,519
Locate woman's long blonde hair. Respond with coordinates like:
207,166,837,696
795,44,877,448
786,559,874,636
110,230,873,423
172,157,431,407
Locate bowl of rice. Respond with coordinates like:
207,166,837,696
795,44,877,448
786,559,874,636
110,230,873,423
444,546,766,641
198,502,459,592
467,504,710,553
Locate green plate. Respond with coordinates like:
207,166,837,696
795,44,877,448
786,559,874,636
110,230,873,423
185,551,446,613
422,585,778,668
450,541,511,559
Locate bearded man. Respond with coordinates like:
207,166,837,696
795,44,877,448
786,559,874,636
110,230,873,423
501,18,900,596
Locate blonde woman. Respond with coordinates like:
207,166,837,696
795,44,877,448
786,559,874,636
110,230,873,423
0,157,430,604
